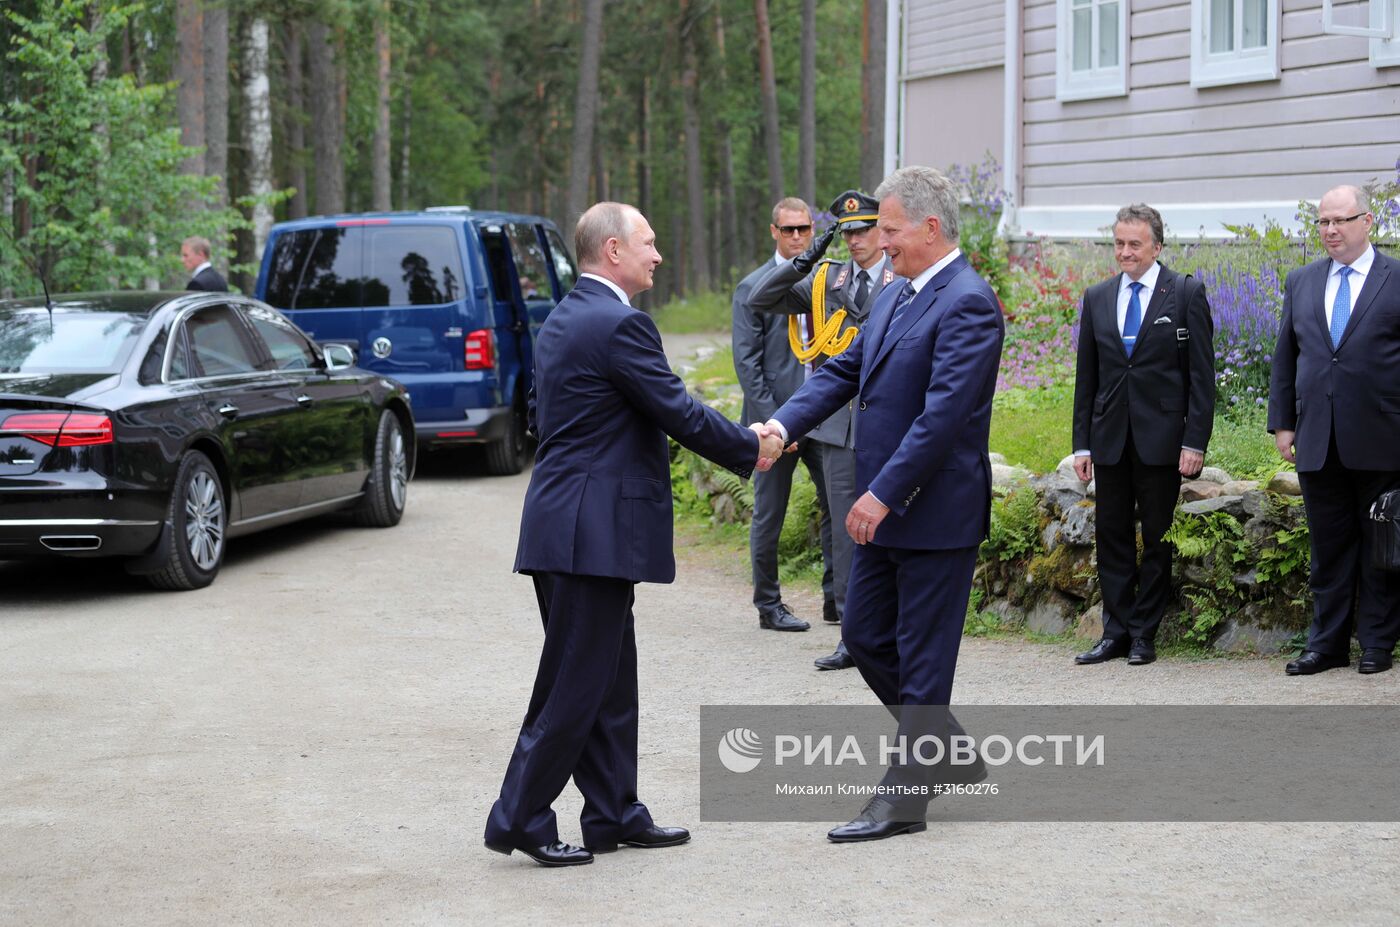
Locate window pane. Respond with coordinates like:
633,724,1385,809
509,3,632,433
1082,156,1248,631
364,225,464,307
1242,0,1267,49
244,305,318,371
505,224,553,301
1210,0,1235,54
546,229,577,295
263,228,362,310
1099,2,1119,68
1072,7,1092,71
0,309,145,373
184,306,260,377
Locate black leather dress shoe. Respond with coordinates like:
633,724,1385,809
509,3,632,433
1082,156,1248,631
589,825,690,853
1285,650,1350,675
484,839,593,867
1358,648,1393,674
827,798,926,843
823,599,840,623
759,603,810,631
1075,638,1128,665
815,640,855,671
1127,638,1156,665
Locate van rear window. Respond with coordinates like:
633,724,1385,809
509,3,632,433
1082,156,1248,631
365,226,464,306
263,228,362,310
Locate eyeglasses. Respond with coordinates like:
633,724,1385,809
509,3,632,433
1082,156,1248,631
1314,212,1367,229
774,224,812,236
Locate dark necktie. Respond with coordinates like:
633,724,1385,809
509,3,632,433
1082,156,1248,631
889,281,916,334
854,269,870,309
1122,281,1143,356
1330,265,1352,349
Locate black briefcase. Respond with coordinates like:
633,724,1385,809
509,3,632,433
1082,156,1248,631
1371,488,1400,571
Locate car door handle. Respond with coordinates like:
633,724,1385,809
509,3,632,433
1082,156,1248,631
296,394,313,407
217,403,239,419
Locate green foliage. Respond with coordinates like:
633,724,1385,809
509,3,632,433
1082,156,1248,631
989,383,1074,473
963,586,1007,638
1164,510,1249,646
652,291,733,335
982,487,1042,563
1204,402,1282,481
0,0,244,294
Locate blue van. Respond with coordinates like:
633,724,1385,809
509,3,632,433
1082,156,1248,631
254,208,575,474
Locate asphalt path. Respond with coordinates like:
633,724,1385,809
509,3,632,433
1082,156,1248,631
2,334,1398,925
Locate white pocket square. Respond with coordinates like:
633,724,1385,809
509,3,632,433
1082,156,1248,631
1152,316,1173,325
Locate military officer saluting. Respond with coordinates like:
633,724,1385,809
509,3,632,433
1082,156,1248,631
747,189,902,671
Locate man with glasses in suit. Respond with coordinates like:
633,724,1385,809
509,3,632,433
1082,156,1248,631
1269,184,1400,676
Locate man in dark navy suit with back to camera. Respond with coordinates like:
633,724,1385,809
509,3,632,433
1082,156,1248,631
484,202,783,867
767,166,1005,843
1269,184,1400,676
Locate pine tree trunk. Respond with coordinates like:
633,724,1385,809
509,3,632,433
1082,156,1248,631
860,0,888,192
282,22,308,219
712,5,741,278
307,20,343,215
243,18,274,256
372,1,392,211
799,0,816,207
203,1,229,208
175,0,205,177
679,4,710,293
636,76,651,224
564,0,605,227
754,0,783,205
399,83,412,209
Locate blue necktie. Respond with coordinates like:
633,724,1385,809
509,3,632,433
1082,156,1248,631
888,281,916,333
1123,281,1143,356
1330,265,1352,349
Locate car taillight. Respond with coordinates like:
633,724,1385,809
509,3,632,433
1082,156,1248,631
1,412,113,446
465,329,495,370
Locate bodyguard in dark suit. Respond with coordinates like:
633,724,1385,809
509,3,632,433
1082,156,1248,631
767,167,1005,842
1269,184,1400,676
1072,204,1215,667
747,190,900,670
484,203,782,867
180,236,229,292
732,197,833,633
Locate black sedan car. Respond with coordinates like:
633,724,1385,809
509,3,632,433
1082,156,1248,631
0,291,414,589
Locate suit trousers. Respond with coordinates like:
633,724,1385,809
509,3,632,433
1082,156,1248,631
750,438,832,610
484,572,654,847
1093,431,1181,643
1298,431,1400,655
816,440,857,621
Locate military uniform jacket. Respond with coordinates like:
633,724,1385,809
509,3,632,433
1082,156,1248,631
746,256,899,447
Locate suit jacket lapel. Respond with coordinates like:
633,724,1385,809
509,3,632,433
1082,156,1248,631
868,256,967,375
1101,273,1127,360
1133,268,1177,352
1337,253,1391,350
1307,260,1331,345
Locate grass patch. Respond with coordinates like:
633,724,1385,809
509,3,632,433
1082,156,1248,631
989,384,1074,472
651,290,732,334
1207,403,1286,481
686,344,738,385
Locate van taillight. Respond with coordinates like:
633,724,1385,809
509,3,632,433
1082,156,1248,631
1,412,113,446
465,329,495,370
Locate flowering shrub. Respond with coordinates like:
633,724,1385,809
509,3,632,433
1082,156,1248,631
1196,263,1281,413
947,155,1012,304
996,240,1105,392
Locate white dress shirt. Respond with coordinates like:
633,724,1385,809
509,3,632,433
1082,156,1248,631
190,260,212,280
579,272,630,306
1116,261,1161,336
1325,245,1374,328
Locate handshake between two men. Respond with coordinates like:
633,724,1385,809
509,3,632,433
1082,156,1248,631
745,421,890,545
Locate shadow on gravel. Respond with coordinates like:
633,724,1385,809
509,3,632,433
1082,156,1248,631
411,446,535,483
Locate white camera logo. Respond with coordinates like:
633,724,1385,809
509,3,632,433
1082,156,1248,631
717,728,763,773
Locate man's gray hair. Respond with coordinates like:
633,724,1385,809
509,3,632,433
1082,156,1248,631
182,235,212,258
874,166,960,243
575,202,637,268
770,197,811,225
1325,184,1369,214
1114,204,1165,246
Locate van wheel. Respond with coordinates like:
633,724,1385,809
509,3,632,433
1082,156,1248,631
484,393,530,476
147,450,225,591
354,411,409,527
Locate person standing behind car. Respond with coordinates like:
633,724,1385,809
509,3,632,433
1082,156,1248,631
732,197,835,633
1071,204,1214,668
181,236,229,292
747,189,899,670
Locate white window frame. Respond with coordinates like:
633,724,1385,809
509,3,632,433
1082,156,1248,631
1369,0,1400,68
1056,0,1129,101
1189,0,1281,88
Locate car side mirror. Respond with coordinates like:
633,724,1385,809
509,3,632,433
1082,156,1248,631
322,342,356,370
